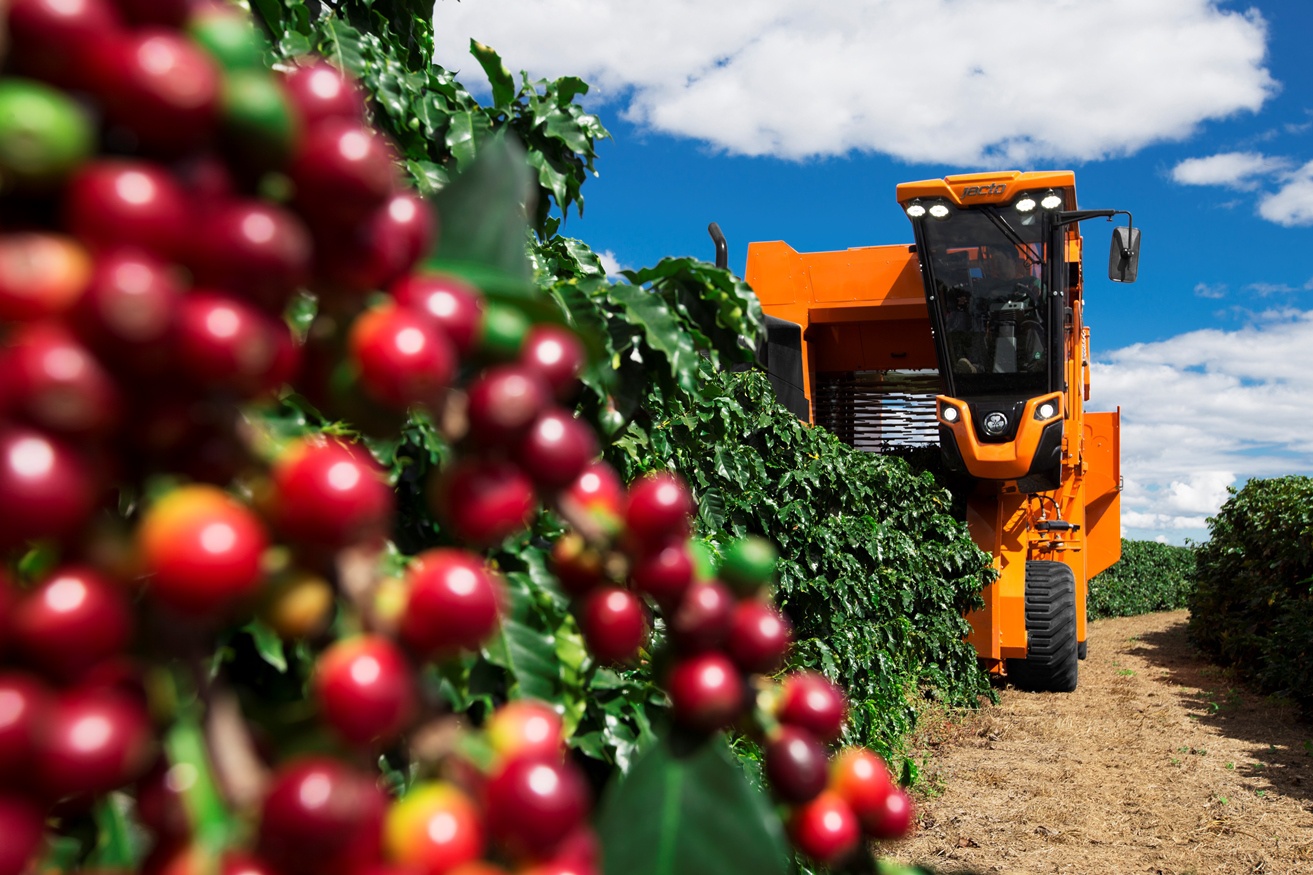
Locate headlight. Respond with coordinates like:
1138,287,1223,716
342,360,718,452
1035,401,1057,420
1040,192,1064,210
905,202,926,218
928,203,950,219
942,405,959,423
1015,195,1037,213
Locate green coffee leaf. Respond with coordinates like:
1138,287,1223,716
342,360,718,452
597,731,790,875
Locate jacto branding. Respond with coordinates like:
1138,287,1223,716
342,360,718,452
961,183,1007,198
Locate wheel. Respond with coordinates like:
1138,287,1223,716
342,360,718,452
1005,560,1079,692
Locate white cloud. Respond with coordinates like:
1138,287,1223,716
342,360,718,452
1194,282,1227,299
596,249,626,276
434,0,1275,165
1258,159,1313,226
1090,308,1313,542
1168,153,1313,229
1170,151,1289,189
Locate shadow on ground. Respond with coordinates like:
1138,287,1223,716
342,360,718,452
1128,616,1313,806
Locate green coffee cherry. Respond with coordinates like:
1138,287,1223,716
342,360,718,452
221,69,300,169
0,79,94,188
720,536,778,594
685,540,718,584
188,5,269,70
477,301,532,361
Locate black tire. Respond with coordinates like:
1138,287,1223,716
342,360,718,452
1005,560,1079,692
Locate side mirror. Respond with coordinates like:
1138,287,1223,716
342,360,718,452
1108,225,1140,283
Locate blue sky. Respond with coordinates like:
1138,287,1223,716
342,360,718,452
433,0,1313,545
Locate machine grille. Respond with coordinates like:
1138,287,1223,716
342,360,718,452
813,370,942,451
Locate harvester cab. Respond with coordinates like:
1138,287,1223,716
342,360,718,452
742,170,1139,692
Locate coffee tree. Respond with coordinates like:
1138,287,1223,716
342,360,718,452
0,2,938,874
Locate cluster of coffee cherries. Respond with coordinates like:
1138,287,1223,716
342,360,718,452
0,0,585,873
0,1,913,873
548,472,915,867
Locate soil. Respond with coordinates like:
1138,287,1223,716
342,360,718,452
888,610,1313,875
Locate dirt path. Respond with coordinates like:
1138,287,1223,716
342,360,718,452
888,610,1313,875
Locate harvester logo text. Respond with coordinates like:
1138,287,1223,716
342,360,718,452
961,183,1007,197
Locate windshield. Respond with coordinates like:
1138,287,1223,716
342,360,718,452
918,205,1051,398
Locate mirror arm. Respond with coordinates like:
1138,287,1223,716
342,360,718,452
1055,209,1136,257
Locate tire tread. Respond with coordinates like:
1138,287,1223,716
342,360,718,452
1005,560,1079,693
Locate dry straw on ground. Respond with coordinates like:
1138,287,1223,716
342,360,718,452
890,610,1313,875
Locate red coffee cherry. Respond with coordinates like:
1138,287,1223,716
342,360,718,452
518,324,585,401
628,538,695,613
0,233,93,324
486,699,566,764
7,0,122,91
623,472,694,546
34,687,154,801
313,192,435,295
134,759,192,846
99,30,221,155
484,757,590,860
863,786,914,841
400,549,504,660
349,302,455,411
669,579,734,653
280,60,368,129
763,726,828,804
578,586,647,665
0,793,46,875
173,291,293,397
0,673,50,786
829,747,910,840
384,782,483,875
314,635,415,749
513,409,598,492
548,532,606,598
776,670,848,743
390,272,484,357
2,320,121,437
0,425,99,550
428,457,538,548
70,248,182,377
11,566,133,683
555,460,625,539
258,757,386,875
290,119,397,223
270,436,393,549
725,598,792,675
666,651,744,733
190,199,312,313
465,365,551,447
112,0,190,26
136,484,269,616
788,791,861,867
64,159,189,262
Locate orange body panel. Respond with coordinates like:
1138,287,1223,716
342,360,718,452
896,170,1077,209
745,241,928,421
938,393,1063,481
1083,410,1122,579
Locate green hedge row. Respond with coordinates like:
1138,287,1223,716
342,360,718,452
1087,539,1195,620
1189,476,1313,714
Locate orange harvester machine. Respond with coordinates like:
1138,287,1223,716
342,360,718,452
744,171,1140,691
